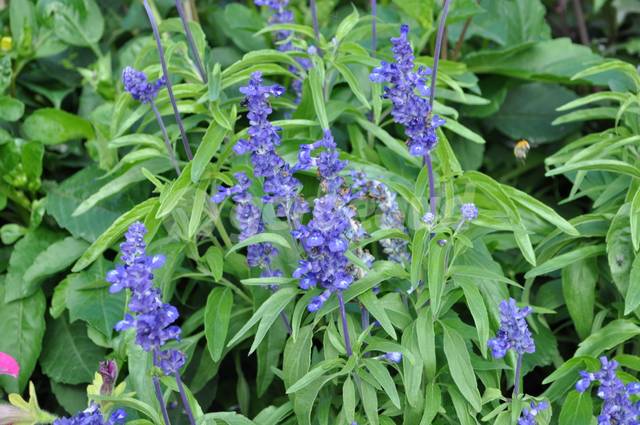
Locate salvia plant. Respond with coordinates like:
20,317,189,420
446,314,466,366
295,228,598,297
1,1,640,425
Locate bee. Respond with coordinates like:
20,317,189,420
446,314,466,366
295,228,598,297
513,139,531,161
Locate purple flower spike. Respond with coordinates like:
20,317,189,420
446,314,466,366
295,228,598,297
369,25,444,156
98,360,117,395
576,356,640,424
122,67,165,104
108,222,185,376
53,405,126,425
487,298,535,359
518,401,549,425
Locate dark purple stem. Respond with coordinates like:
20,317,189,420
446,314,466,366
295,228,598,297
175,0,207,83
152,375,171,425
371,0,377,54
150,100,181,176
309,0,320,45
280,311,292,334
361,304,370,331
143,0,194,161
174,371,197,425
425,152,436,216
337,291,353,357
428,0,452,110
513,353,523,399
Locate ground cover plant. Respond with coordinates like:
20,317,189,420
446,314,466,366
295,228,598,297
1,0,640,424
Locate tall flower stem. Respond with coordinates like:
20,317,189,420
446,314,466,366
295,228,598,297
309,0,320,45
371,0,377,54
174,371,197,425
152,375,171,425
143,0,194,161
150,101,181,175
337,292,353,357
175,0,207,83
428,0,452,110
425,152,436,216
513,353,523,399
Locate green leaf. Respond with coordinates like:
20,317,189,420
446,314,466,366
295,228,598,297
40,315,106,384
72,159,169,216
156,163,193,218
17,237,89,299
493,83,579,143
392,0,433,30
624,255,640,315
428,237,447,318
562,258,598,339
525,245,605,279
607,204,634,295
91,395,162,425
204,246,224,281
72,198,159,272
192,121,230,182
286,358,343,394
205,288,234,362
360,378,379,425
546,159,640,179
47,166,148,242
10,0,35,54
359,290,396,339
559,391,593,425
442,119,486,144
0,280,45,393
342,376,356,423
227,287,298,350
47,0,104,47
0,96,24,122
334,62,370,109
22,108,94,145
364,359,401,409
309,65,328,129
456,277,490,357
4,227,62,302
420,381,441,425
442,322,482,412
201,413,255,425
356,118,421,167
575,319,640,357
227,233,291,256
66,258,125,338
631,189,640,251
283,325,313,388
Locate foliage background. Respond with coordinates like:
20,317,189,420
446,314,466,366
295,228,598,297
1,0,640,423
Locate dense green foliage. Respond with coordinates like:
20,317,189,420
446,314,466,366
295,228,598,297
1,0,640,424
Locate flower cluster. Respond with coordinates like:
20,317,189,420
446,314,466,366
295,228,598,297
232,72,308,224
53,405,126,425
460,203,479,221
383,352,402,363
254,0,312,102
352,171,410,265
292,131,367,311
212,172,279,270
107,222,185,375
576,356,640,424
122,66,165,104
518,401,549,425
369,25,445,156
487,298,535,358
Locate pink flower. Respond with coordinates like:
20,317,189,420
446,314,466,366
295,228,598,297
0,352,19,378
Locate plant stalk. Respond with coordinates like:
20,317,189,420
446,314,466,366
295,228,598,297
428,0,452,110
337,291,353,357
175,0,208,83
174,371,197,425
150,100,181,176
143,0,194,161
571,0,590,45
425,152,437,216
371,0,377,54
513,353,523,399
152,375,171,425
309,0,320,45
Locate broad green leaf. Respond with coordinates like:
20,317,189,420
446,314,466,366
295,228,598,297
205,287,234,362
607,204,634,295
442,322,482,412
410,228,428,291
286,358,343,394
356,118,421,166
525,245,605,279
4,227,62,302
562,257,598,339
47,0,104,47
283,325,313,388
420,381,441,425
359,290,396,339
201,412,255,425
40,315,106,384
227,233,291,256
559,391,593,425
0,280,45,394
575,320,640,357
0,96,24,122
204,246,224,281
22,108,94,145
73,159,169,216
361,377,379,425
72,198,159,272
457,277,490,357
334,62,370,109
631,189,640,251
16,237,88,299
66,258,125,338
156,163,193,218
416,308,436,379
442,119,486,144
546,159,640,179
342,376,355,423
91,395,162,425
